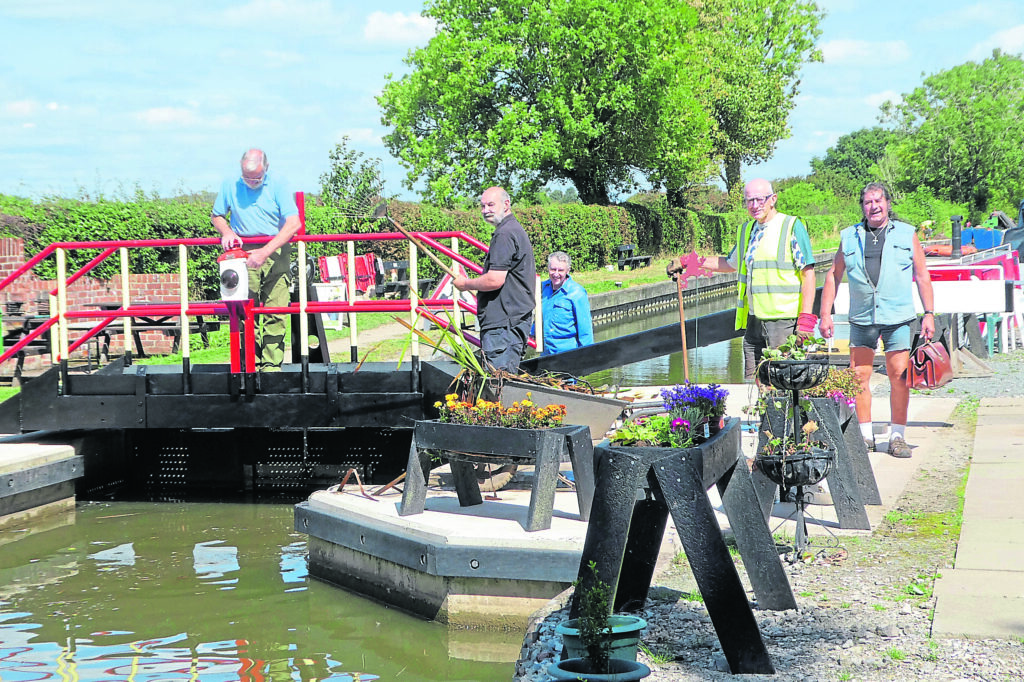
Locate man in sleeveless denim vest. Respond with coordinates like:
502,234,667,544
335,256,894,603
819,182,936,458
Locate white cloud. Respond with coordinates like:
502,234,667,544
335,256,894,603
4,100,38,116
967,25,1024,61
865,90,902,108
363,11,435,45
800,130,840,154
218,0,348,35
821,39,911,65
136,107,200,126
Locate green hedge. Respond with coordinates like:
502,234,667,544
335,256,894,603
1,190,868,300
0,193,218,299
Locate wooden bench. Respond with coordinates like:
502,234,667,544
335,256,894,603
2,316,52,385
99,319,219,359
378,260,437,299
86,301,222,359
616,244,653,270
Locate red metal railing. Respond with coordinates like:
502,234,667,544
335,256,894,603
0,221,517,371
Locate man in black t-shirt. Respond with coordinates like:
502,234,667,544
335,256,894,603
453,186,536,373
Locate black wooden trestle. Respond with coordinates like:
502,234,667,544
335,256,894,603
572,419,796,675
399,421,596,532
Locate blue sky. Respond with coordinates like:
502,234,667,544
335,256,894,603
2,0,1023,202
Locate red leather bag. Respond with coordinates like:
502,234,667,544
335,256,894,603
907,340,954,390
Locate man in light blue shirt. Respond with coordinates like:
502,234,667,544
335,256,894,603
211,148,300,368
539,251,593,355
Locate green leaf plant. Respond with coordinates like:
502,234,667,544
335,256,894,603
393,310,489,401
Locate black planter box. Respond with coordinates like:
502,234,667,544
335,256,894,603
574,418,790,675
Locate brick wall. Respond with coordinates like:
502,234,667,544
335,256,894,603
1,238,184,374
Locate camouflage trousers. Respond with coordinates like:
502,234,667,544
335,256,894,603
247,243,291,368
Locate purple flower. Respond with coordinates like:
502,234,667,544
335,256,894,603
671,418,690,432
661,381,728,417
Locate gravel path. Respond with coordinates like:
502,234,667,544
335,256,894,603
515,349,1024,681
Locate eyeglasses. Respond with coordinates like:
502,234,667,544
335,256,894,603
745,194,775,207
242,172,266,188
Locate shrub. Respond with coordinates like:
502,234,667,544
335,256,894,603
893,189,970,236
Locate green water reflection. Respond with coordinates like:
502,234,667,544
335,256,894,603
586,307,747,387
0,501,511,681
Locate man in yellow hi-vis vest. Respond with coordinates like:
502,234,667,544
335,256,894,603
667,178,817,380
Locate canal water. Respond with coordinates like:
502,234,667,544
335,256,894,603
0,307,747,682
585,305,748,387
0,502,514,681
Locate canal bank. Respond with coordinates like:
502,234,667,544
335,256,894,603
516,356,1024,680
0,431,83,531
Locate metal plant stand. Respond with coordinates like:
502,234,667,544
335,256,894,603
757,447,835,557
755,359,836,559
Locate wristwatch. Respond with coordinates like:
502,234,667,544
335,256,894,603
923,310,934,315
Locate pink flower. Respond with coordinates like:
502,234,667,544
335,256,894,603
671,418,690,432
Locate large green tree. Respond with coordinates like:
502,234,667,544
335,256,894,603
882,50,1024,215
680,0,824,203
810,126,903,196
378,0,715,206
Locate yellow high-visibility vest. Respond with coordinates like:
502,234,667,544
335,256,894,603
734,216,802,329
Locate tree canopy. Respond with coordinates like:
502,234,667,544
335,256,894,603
379,0,718,206
381,0,821,207
684,0,823,201
810,127,904,197
882,50,1024,215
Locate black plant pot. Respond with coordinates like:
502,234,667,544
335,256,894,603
757,359,829,391
755,446,835,488
548,657,652,681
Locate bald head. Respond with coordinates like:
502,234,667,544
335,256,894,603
743,178,778,223
480,186,512,226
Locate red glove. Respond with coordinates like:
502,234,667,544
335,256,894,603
797,313,818,335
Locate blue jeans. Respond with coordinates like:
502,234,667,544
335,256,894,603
849,321,912,352
481,326,526,373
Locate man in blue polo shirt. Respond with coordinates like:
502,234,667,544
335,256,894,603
538,251,593,355
211,148,300,369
